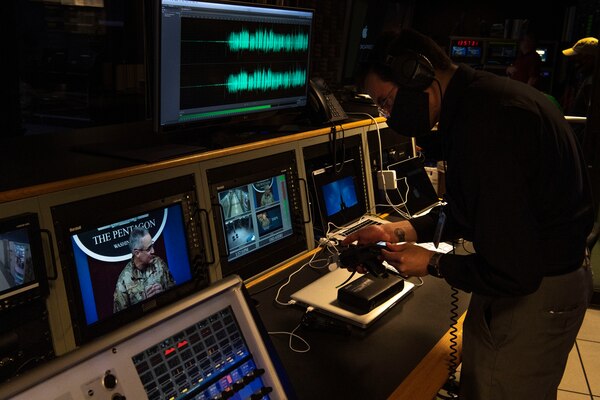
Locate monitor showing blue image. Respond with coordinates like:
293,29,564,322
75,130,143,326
467,46,481,57
322,176,359,217
451,46,466,57
69,203,192,326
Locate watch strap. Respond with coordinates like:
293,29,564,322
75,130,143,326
427,252,444,278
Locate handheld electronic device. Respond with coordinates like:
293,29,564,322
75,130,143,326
338,243,391,278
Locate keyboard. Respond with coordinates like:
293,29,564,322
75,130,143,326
340,219,381,236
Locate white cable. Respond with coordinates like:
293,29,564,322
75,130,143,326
273,244,328,306
268,323,311,353
410,276,425,287
325,220,345,242
383,175,412,219
348,112,416,219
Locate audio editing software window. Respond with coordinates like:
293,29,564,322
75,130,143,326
159,0,314,127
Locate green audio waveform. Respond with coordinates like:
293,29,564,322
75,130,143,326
226,68,306,93
228,28,308,52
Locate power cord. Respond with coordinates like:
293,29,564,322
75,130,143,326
274,249,324,306
268,307,313,353
349,112,414,219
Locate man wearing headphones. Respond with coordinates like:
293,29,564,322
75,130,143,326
343,29,593,399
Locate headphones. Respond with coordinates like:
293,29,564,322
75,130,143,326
383,51,435,91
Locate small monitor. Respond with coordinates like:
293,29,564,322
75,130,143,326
217,175,293,264
466,46,481,58
451,46,466,57
0,213,48,311
52,175,209,345
321,175,359,217
157,0,314,131
487,41,517,65
311,158,370,231
207,151,307,280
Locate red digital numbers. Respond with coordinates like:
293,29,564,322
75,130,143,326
456,40,479,47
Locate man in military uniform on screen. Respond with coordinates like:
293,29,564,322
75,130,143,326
113,227,175,313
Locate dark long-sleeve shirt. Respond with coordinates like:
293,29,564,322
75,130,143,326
410,65,594,297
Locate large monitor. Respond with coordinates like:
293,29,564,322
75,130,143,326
157,0,314,131
207,151,307,280
0,213,48,311
51,175,210,345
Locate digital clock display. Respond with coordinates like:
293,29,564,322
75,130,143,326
456,39,479,47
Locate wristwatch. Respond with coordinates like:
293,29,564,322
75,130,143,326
427,252,444,278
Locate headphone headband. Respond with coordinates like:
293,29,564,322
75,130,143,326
384,51,434,91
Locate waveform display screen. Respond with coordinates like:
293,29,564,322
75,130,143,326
227,28,309,52
159,0,313,127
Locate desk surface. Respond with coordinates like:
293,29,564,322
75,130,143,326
247,252,470,400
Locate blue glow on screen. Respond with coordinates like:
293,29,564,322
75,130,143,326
322,176,358,217
72,203,192,326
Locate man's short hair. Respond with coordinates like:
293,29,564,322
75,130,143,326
356,28,452,88
129,227,150,253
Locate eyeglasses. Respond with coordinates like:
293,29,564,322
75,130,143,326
135,241,154,252
378,86,396,116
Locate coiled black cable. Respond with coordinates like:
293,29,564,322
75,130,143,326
447,287,461,391
437,241,460,399
436,286,460,400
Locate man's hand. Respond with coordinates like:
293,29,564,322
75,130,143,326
145,283,164,298
341,224,395,246
381,242,433,277
341,220,418,246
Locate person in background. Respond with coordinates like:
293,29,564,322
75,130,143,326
506,32,542,87
113,227,175,312
345,28,593,399
562,37,598,117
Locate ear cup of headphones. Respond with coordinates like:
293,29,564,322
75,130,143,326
385,53,434,91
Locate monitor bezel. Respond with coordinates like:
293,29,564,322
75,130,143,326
207,151,307,280
51,175,208,345
0,213,48,307
154,0,315,134
311,158,369,232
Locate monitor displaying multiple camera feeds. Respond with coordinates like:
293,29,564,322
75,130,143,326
52,175,208,345
208,151,306,279
0,213,48,310
218,174,293,263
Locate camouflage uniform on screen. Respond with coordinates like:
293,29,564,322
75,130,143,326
113,256,175,313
